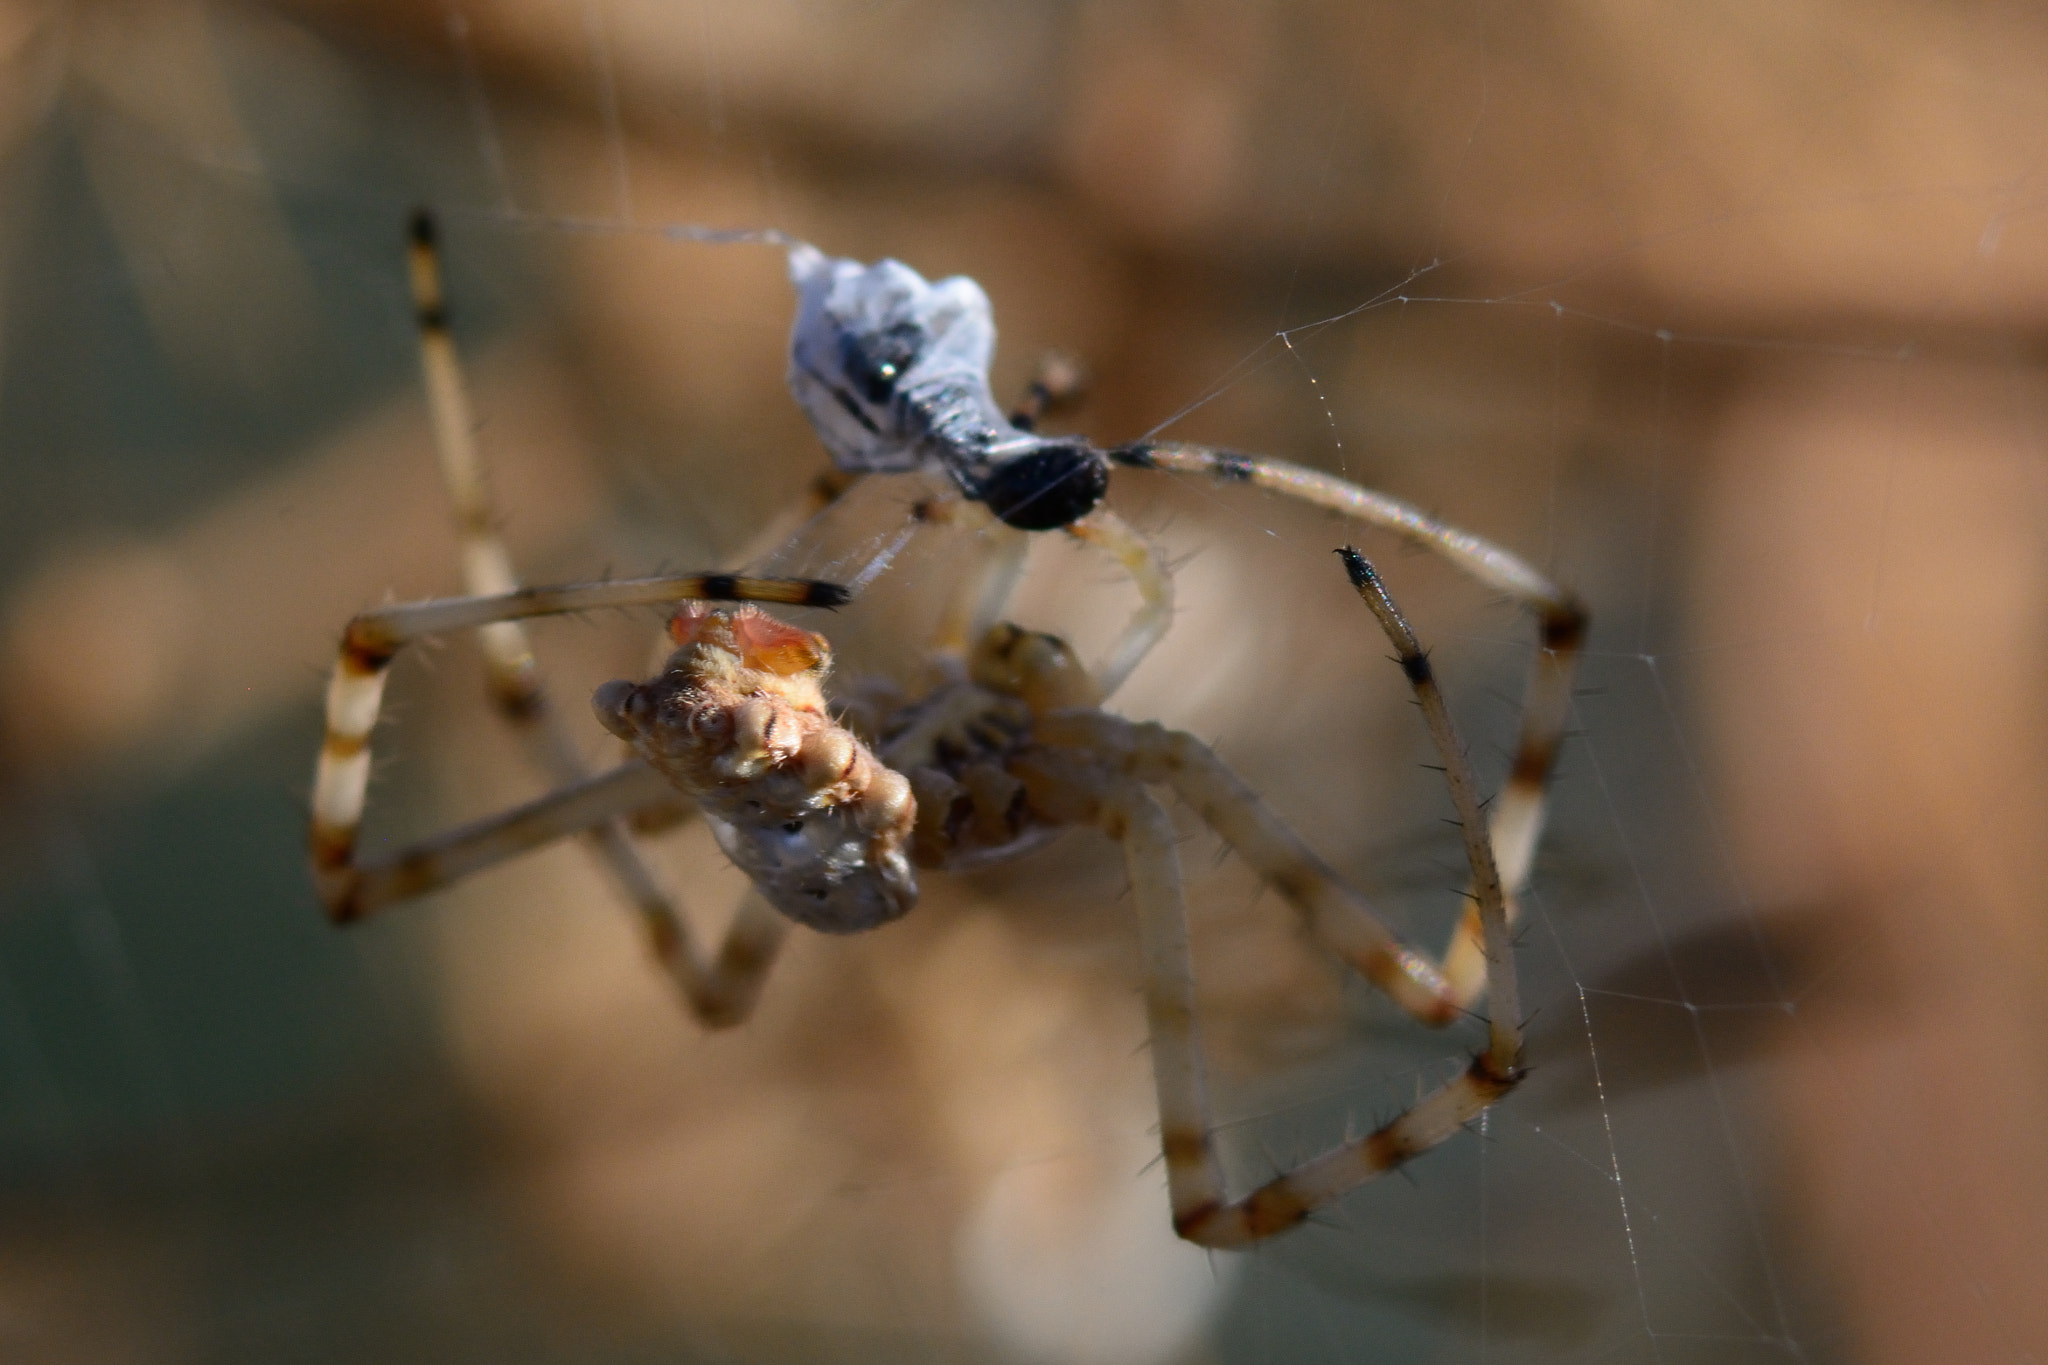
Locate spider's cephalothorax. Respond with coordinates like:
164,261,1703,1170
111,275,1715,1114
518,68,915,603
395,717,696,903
842,623,1103,871
593,604,915,934
785,246,1110,531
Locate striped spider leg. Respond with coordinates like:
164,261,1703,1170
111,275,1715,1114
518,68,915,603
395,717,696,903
309,573,855,1026
1134,551,1523,1246
405,211,746,1007
1107,445,1585,1008
887,551,1523,1247
309,212,855,1027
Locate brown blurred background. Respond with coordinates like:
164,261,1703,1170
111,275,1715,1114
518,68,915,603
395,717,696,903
1,1,2044,1362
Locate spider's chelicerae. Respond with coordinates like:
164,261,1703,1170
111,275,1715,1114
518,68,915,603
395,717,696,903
310,212,1586,1248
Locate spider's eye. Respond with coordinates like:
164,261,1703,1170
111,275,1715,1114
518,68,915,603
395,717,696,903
981,442,1109,531
841,322,925,404
782,819,806,834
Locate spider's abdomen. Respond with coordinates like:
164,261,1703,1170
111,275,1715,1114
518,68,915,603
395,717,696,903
593,607,917,934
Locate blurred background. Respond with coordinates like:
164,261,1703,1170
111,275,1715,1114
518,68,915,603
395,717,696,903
1,1,2045,1361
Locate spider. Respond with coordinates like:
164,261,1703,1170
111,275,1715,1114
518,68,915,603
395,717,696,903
309,212,1586,1248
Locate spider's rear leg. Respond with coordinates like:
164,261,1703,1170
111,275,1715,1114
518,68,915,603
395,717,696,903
1103,554,1526,1247
1340,548,1522,1069
335,758,790,1028
1033,710,1460,1025
914,496,1033,665
1063,507,1172,700
1439,592,1584,1007
1112,779,1517,1248
1108,440,1586,1005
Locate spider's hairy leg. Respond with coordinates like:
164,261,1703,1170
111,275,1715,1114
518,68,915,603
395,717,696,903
1108,443,1565,609
1109,441,1586,1005
377,211,817,1027
332,757,791,1027
1439,591,1584,1007
1112,552,1527,1247
919,498,1032,664
342,759,668,915
1340,548,1522,1070
1026,710,1460,1026
1111,780,1516,1248
1063,507,1173,700
412,208,713,991
410,210,530,683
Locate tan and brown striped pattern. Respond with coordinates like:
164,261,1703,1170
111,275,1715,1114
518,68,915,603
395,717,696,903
1110,442,1574,614
1341,548,1524,1067
408,210,552,728
1441,595,1585,1006
1031,709,1463,1026
913,496,1171,702
391,211,827,1025
1109,439,1586,1009
1113,779,1519,1250
1066,555,1527,1248
919,496,1033,664
309,574,849,918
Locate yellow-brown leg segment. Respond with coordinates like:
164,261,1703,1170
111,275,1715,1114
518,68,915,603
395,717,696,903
1439,595,1584,1006
341,759,673,919
1064,508,1173,700
1112,781,1519,1249
1109,441,1585,1007
924,499,1169,701
309,575,842,911
921,497,1032,665
380,211,811,1026
1106,552,1528,1247
1032,710,1460,1027
332,757,790,1027
1341,549,1523,1068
